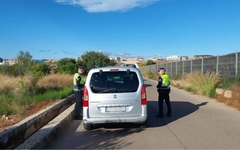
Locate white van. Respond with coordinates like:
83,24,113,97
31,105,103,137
82,66,147,130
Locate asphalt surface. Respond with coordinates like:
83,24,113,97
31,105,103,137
44,78,240,149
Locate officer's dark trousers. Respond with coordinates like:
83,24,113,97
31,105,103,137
74,91,83,118
158,89,171,115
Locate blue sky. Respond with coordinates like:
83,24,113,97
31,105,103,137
0,0,240,60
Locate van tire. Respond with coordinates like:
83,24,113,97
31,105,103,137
83,123,92,130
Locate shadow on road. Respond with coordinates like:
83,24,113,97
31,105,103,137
82,100,208,130
47,122,143,149
147,100,208,128
46,101,208,149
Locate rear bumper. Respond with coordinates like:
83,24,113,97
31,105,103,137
83,115,147,125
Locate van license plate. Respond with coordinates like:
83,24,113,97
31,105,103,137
107,107,126,112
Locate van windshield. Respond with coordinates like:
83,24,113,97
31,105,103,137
90,71,139,93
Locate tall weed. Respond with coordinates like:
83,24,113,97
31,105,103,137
140,68,158,80
0,74,19,94
16,74,39,97
183,71,221,98
37,73,73,88
0,73,73,116
228,83,240,109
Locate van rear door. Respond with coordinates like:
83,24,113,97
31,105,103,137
88,70,143,118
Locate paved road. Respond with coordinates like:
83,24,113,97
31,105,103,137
45,78,240,149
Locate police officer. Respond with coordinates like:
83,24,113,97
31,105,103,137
156,68,172,118
73,66,85,120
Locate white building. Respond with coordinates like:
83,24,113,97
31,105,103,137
120,57,145,64
109,57,121,62
149,57,164,62
166,55,181,61
166,55,189,61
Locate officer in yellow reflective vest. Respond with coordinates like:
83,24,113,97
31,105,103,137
73,66,85,120
156,68,172,118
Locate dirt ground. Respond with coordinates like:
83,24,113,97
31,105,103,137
0,100,58,132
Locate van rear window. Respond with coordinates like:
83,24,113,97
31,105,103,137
90,71,139,93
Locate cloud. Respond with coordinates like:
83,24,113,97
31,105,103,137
39,49,52,52
55,0,159,13
117,52,131,57
113,52,146,58
61,50,76,56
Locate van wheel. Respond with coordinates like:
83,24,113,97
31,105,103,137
83,123,92,130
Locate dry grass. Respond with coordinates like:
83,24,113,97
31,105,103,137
0,73,73,96
0,73,73,112
140,68,159,80
183,71,221,97
0,73,74,132
0,74,19,93
216,83,240,110
37,73,73,88
1,73,74,116
0,73,73,97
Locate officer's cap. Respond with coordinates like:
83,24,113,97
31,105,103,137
78,66,85,70
158,68,166,72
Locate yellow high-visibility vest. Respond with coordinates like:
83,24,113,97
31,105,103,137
160,73,170,87
73,73,84,85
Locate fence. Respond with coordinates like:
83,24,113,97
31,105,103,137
140,52,240,78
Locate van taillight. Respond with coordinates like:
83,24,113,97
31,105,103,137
82,86,89,107
141,85,147,105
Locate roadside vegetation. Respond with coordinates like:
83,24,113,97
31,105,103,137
183,71,221,98
0,73,73,115
0,51,116,118
140,68,240,110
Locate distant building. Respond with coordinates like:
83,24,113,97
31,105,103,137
4,59,17,65
109,57,121,62
149,57,164,62
166,55,189,61
120,57,145,64
47,59,57,63
181,56,189,61
193,55,214,59
166,55,181,61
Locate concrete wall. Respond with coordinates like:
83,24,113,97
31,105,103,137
0,94,75,149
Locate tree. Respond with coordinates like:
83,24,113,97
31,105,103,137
77,51,115,71
57,58,77,74
16,51,33,75
145,60,156,65
109,59,116,66
0,62,18,76
31,62,51,77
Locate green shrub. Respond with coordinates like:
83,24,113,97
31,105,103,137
235,75,240,83
17,74,39,97
147,71,155,79
0,104,15,116
172,74,181,80
183,71,220,98
0,73,73,116
185,87,196,94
